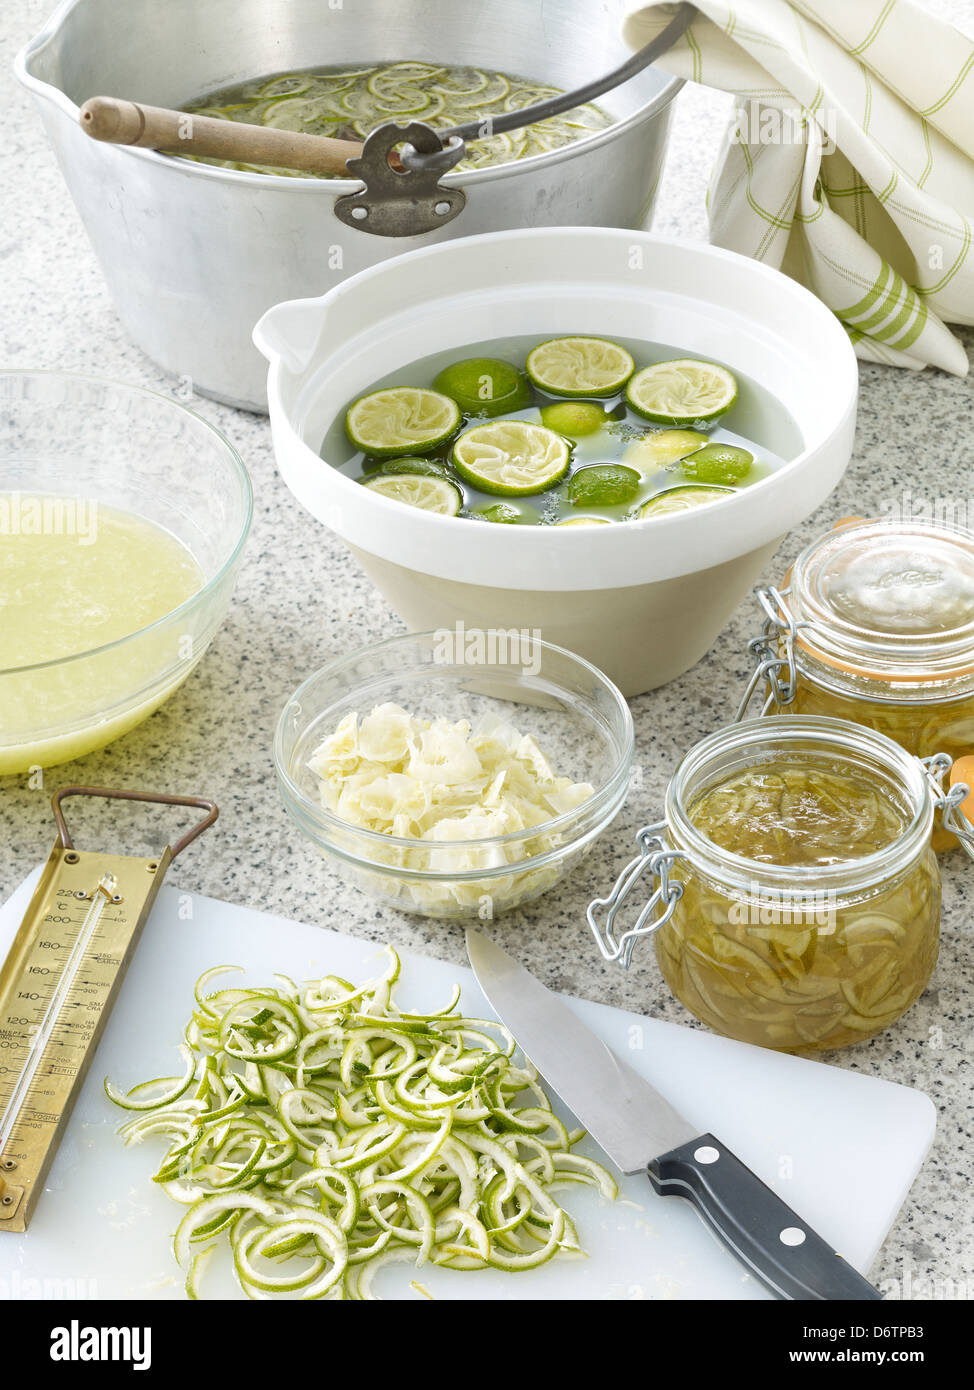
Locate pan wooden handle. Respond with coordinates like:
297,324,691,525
79,95,364,177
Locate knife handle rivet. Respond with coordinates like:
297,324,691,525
694,1145,720,1164
779,1227,806,1246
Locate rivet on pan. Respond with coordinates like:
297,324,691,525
1,1159,16,1171
1,1195,13,1206
146,862,158,873
64,852,80,864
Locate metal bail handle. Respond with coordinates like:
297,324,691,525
334,2,695,238
922,755,974,861
587,822,685,968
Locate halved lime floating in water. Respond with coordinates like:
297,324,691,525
556,515,612,527
369,455,452,479
567,464,641,508
622,428,710,471
433,357,532,418
680,443,753,484
639,485,736,519
526,337,635,398
452,420,571,496
362,473,463,515
477,502,522,524
626,359,738,426
539,401,608,437
346,387,461,457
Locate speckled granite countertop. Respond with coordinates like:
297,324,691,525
2,0,973,1298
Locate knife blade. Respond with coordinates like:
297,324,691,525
466,928,882,1302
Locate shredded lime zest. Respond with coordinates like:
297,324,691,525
346,388,460,457
526,337,635,398
108,950,616,1300
452,421,570,496
625,359,738,426
362,474,462,515
183,63,611,179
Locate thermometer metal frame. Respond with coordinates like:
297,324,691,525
0,787,217,1232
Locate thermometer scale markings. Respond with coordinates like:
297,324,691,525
0,874,121,1154
0,845,167,1229
0,788,216,1231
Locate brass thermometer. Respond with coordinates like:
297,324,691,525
0,787,217,1232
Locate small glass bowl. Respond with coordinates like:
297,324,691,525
0,371,253,773
275,631,634,920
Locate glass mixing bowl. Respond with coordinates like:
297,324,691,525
0,371,253,773
275,631,634,920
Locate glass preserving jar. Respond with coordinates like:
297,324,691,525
737,518,974,846
587,716,974,1053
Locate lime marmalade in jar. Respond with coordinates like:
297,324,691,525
588,716,974,1052
740,519,974,845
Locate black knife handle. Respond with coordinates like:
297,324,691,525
647,1133,883,1301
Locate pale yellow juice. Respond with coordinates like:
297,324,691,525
0,496,203,773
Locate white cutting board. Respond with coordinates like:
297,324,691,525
0,868,935,1301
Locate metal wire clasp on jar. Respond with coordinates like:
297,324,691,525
588,716,974,1052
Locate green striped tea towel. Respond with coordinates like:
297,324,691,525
625,0,972,373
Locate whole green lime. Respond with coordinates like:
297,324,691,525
539,401,607,437
680,443,753,484
477,502,522,524
567,464,641,508
433,357,532,418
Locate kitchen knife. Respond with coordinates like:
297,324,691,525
466,929,882,1302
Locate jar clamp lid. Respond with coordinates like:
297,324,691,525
738,520,974,715
588,715,974,968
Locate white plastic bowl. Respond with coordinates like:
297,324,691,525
255,228,858,695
